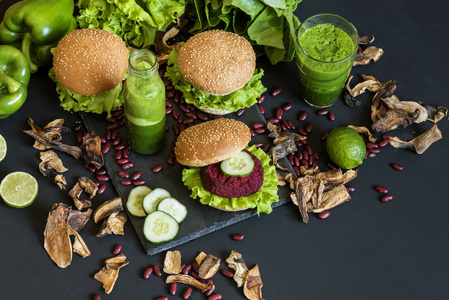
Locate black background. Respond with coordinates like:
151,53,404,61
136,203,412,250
1,0,448,299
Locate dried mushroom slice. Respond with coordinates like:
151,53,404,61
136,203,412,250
226,250,249,288
388,124,442,154
243,265,264,300
24,129,83,159
166,274,214,294
163,250,182,274
39,150,68,189
68,226,91,258
27,118,66,150
69,177,98,210
312,184,351,213
197,253,221,279
418,102,448,123
353,46,384,66
94,254,129,294
93,197,123,223
343,75,385,107
347,125,377,143
80,133,104,169
67,208,92,232
269,139,297,171
44,203,73,268
96,211,127,237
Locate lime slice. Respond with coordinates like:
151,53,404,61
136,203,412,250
0,134,6,162
0,172,38,208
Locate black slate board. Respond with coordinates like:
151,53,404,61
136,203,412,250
80,104,291,255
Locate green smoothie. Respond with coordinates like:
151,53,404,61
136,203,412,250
296,15,358,108
124,50,166,154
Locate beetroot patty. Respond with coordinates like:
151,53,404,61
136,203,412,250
200,150,264,198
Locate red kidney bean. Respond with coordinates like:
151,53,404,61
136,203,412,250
165,100,172,108
317,108,329,115
97,184,106,195
153,265,162,276
381,134,391,139
294,156,300,167
117,158,129,165
159,68,166,78
107,123,119,130
180,123,185,133
152,165,163,173
328,111,335,121
94,294,101,300
105,130,112,141
368,153,376,158
313,152,319,160
166,107,173,115
183,118,194,125
73,122,83,131
262,143,271,152
101,142,111,154
167,153,175,165
112,136,122,146
308,155,313,166
111,129,118,140
212,115,224,119
163,78,171,86
112,244,122,255
306,122,313,133
115,144,126,150
297,151,303,160
236,108,245,116
306,145,313,156
252,122,265,129
249,129,256,137
257,103,265,114
120,149,128,160
253,143,263,148
100,137,107,144
378,139,389,147
318,210,331,219
185,112,196,119
300,159,309,167
192,262,199,273
221,269,234,278
381,195,393,202
267,118,279,124
96,169,107,175
115,150,123,160
190,271,199,279
369,148,380,154
311,161,318,167
179,103,190,113
391,163,403,170
375,186,388,193
166,89,176,99
299,127,307,136
169,282,177,295
302,139,308,145
257,95,266,103
346,186,355,192
327,162,337,170
353,167,359,172
118,171,129,178
132,179,146,186
255,128,266,134
86,164,96,173
120,180,132,185
321,131,329,141
200,279,207,285
365,151,369,160
232,234,244,241
281,120,290,130
271,88,283,96
197,112,208,121
208,293,222,300
302,150,309,161
293,165,300,176
205,286,215,296
366,142,378,148
182,264,191,275
183,287,193,299
283,103,293,111
131,171,142,181
143,267,153,279
298,111,307,121
155,297,168,300
172,109,179,120
288,154,294,165
120,118,126,126
173,91,182,103
276,108,283,119
287,120,296,130
121,162,134,170
206,278,214,285
96,175,110,182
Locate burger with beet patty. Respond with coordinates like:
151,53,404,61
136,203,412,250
175,118,279,214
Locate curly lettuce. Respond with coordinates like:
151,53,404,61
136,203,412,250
76,0,186,48
49,68,124,116
182,145,279,215
165,48,266,112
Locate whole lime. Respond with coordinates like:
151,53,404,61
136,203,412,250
326,127,366,169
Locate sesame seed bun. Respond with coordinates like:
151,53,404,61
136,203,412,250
53,28,128,96
177,30,256,96
175,118,251,167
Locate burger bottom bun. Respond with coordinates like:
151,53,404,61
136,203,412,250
214,206,249,212
193,104,235,115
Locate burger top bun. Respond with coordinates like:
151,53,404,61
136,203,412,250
175,118,251,167
53,28,128,96
177,30,256,96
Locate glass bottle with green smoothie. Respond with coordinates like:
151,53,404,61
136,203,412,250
296,14,358,108
124,49,166,154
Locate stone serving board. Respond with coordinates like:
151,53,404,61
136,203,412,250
80,105,291,255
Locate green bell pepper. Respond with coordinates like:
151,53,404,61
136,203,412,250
0,0,77,73
0,45,31,119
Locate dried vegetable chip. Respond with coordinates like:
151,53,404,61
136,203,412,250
69,176,98,210
388,124,442,154
39,150,68,189
94,254,129,294
163,250,182,275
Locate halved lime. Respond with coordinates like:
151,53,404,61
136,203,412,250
0,134,6,162
0,171,38,208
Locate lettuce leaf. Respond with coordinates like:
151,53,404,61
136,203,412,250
182,145,279,215
49,68,124,116
76,0,186,48
165,49,266,112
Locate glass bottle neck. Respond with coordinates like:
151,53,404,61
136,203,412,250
128,49,159,78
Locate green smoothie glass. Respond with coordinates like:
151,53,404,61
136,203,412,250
124,49,166,154
296,14,358,108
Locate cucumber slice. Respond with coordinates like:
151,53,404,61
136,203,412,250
143,211,179,243
142,188,171,215
220,151,255,177
127,186,152,217
157,197,188,223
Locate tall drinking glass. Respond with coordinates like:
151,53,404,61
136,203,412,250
296,14,358,108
